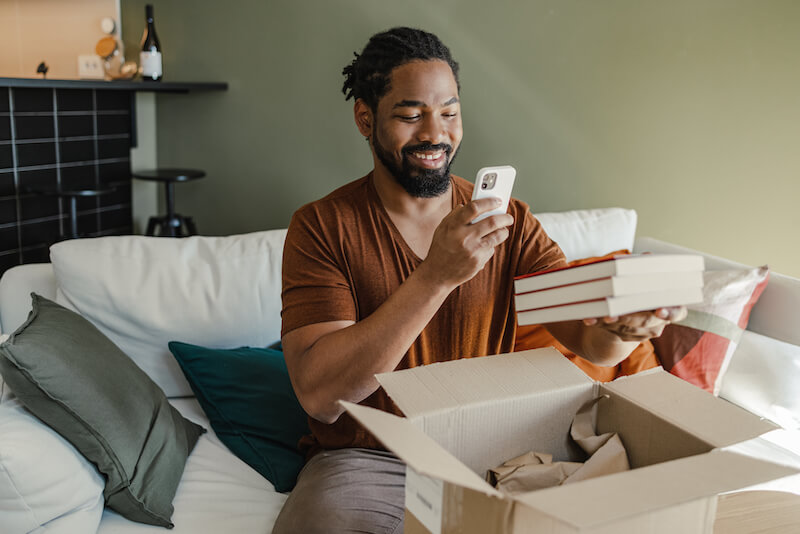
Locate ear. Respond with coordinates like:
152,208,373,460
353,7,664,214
353,99,373,138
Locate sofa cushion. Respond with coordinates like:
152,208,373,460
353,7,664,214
0,397,105,534
534,208,637,262
168,342,310,492
0,294,206,528
651,266,769,395
49,229,287,398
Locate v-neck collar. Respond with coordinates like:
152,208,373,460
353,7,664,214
367,172,462,263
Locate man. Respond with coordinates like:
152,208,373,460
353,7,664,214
274,27,683,534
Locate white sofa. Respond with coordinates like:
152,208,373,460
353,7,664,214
0,207,798,533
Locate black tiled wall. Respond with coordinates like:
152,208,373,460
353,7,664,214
0,87,134,277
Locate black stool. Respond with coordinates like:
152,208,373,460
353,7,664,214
56,188,116,239
132,168,205,237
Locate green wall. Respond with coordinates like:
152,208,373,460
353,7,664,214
121,0,800,277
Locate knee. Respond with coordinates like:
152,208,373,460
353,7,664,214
272,480,351,534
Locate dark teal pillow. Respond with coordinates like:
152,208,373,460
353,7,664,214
0,294,205,528
167,341,309,492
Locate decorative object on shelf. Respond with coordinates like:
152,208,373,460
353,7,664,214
95,32,137,81
140,4,162,81
100,16,116,35
95,17,139,80
36,61,48,78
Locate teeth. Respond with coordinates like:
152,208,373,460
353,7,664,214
413,151,443,160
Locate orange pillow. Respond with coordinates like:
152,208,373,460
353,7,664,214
513,250,661,382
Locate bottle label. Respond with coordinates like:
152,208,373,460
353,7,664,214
140,51,162,78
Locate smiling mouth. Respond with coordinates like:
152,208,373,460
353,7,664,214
407,148,448,168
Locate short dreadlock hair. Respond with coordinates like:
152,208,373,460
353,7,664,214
342,27,460,111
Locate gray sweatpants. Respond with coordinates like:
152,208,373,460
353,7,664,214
272,448,406,534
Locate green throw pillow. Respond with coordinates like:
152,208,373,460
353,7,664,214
168,341,309,492
0,294,205,528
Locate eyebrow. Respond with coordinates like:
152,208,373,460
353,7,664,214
392,97,460,109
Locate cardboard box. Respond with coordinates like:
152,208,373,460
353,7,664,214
342,348,799,534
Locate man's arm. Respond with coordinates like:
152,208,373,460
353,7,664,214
283,198,512,424
545,307,687,367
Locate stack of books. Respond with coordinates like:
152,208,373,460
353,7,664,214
514,254,705,325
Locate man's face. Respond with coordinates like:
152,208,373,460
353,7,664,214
370,60,463,198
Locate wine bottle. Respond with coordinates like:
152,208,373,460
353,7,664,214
139,4,162,81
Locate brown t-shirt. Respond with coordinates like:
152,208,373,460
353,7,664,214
281,173,566,455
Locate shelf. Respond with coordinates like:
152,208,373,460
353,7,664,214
0,77,227,93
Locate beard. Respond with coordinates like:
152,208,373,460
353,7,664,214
372,126,458,198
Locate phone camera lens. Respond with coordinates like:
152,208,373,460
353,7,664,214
481,183,488,189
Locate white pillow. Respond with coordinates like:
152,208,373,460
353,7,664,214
719,331,800,430
533,208,637,262
0,263,58,335
0,398,105,534
50,230,287,398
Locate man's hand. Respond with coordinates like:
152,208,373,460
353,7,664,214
581,306,688,342
417,197,513,289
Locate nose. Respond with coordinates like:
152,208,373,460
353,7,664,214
416,113,446,145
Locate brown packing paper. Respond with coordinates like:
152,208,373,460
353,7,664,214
487,396,630,494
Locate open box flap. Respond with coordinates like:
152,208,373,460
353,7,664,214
513,450,799,529
376,348,592,420
723,429,800,470
602,369,778,448
340,401,503,498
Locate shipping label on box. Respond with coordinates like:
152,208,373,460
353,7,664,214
406,468,443,534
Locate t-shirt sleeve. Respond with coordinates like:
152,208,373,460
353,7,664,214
281,206,357,337
517,208,568,275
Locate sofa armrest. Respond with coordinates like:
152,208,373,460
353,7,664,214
719,331,800,429
0,263,57,335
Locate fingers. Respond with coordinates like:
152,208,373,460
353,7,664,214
423,199,513,288
585,307,686,342
456,198,513,227
581,315,619,326
460,197,502,220
480,226,510,249
471,212,514,239
613,322,666,342
657,306,688,322
446,201,513,248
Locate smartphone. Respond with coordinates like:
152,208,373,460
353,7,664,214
471,165,516,224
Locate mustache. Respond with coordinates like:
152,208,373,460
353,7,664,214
402,142,453,156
